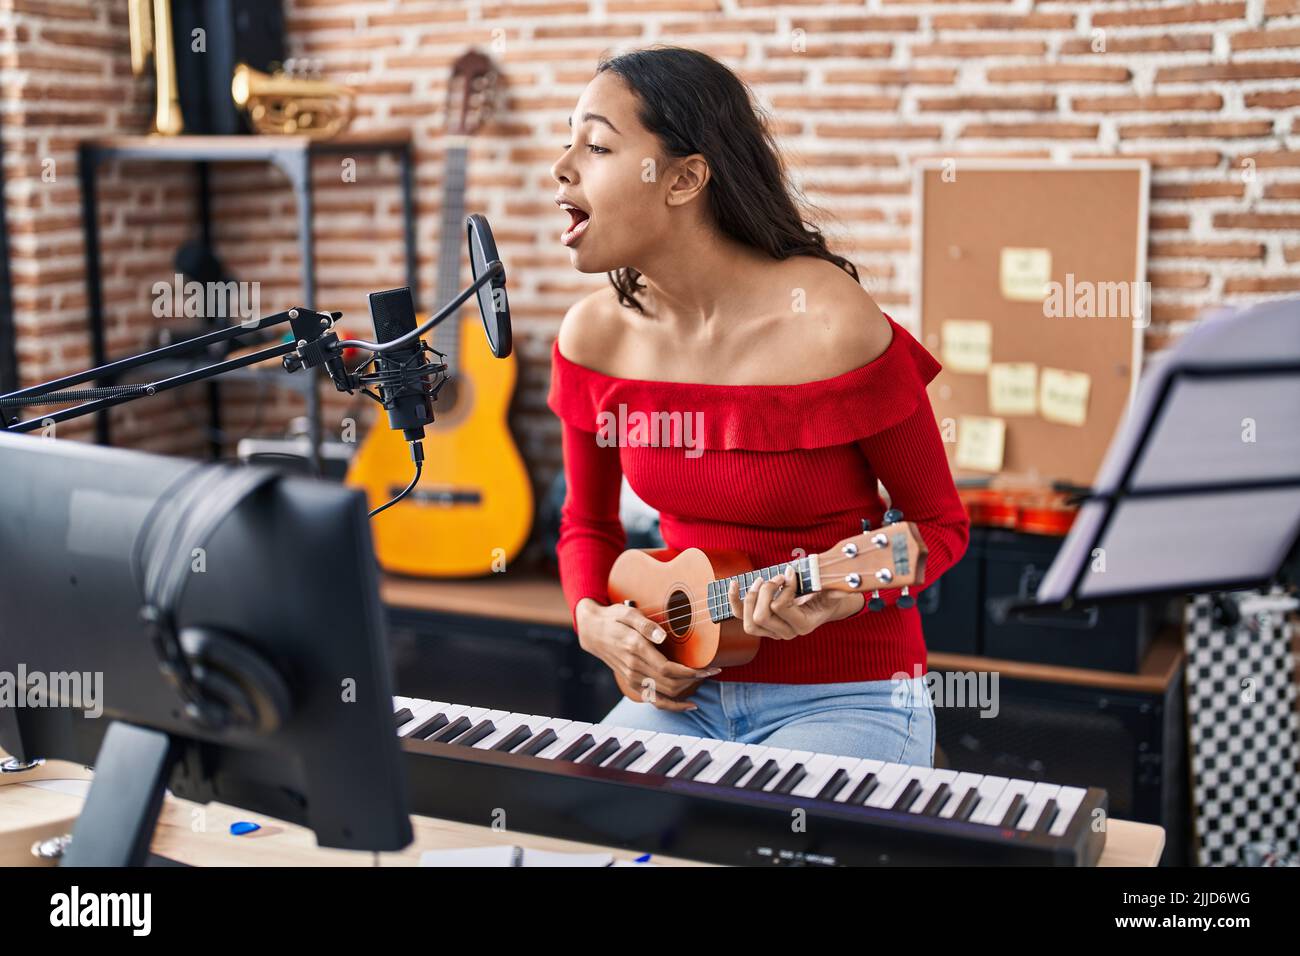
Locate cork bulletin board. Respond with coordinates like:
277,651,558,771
913,159,1149,487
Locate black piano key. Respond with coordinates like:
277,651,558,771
676,751,712,780
451,719,496,747
579,737,622,766
647,747,686,776
491,725,534,752
891,779,923,812
606,741,647,770
515,728,557,756
816,769,850,801
772,764,807,795
1033,798,1060,835
952,789,981,822
428,716,473,743
393,707,414,727
743,759,781,791
556,734,597,761
921,784,952,816
846,773,879,805
716,756,754,787
405,713,449,740
999,794,1027,828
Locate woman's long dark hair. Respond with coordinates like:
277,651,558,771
595,46,858,313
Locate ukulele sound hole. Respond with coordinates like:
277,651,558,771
664,589,693,642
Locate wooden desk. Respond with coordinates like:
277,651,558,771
1,756,1163,867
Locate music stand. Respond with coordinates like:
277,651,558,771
1011,295,1300,616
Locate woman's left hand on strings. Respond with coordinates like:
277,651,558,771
727,565,865,641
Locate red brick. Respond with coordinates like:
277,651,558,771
1244,90,1300,108
1157,62,1300,82
916,94,1056,111
1150,241,1265,259
1073,93,1223,112
1152,182,1245,199
1059,34,1213,55
962,122,1099,139
987,65,1131,83
1119,121,1275,139
1223,276,1300,293
1093,2,1245,26
1233,28,1300,51
1213,212,1300,229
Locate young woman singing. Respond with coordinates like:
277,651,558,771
546,47,970,767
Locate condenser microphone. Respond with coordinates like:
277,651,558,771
368,287,434,442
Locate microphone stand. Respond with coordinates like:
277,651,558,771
0,261,504,515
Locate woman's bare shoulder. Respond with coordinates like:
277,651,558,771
557,286,627,372
778,258,894,379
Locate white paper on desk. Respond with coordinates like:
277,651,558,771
419,845,520,867
521,847,614,867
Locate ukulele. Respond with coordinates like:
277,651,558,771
606,512,927,700
346,50,534,577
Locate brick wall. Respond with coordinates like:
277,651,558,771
3,1,1298,528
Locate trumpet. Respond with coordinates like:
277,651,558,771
128,0,184,135
231,61,355,139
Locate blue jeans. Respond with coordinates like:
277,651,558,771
600,676,935,767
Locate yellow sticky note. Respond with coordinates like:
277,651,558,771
988,362,1038,416
941,319,992,373
1000,247,1052,302
1040,367,1091,426
955,415,1006,473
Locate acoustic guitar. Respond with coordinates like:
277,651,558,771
607,513,927,700
346,50,533,576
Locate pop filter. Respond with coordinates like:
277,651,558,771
466,213,511,358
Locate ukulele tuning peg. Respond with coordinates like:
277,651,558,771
861,518,872,532
897,586,915,610
883,508,904,525
868,591,885,612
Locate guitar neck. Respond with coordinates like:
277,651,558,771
433,142,469,363
706,557,815,624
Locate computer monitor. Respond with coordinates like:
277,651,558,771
0,431,412,865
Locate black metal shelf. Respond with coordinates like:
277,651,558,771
77,131,419,469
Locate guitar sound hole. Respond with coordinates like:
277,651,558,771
665,589,692,642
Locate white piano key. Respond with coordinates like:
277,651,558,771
910,769,959,814
620,733,678,772
535,721,594,760
597,729,658,767
981,778,1036,828
1017,782,1062,831
728,745,787,787
757,750,814,792
862,762,911,808
1050,787,1090,837
938,772,986,819
693,742,747,783
787,754,839,798
512,717,571,754
472,712,531,750
395,699,439,737
795,755,861,800
966,776,1012,825
834,759,885,803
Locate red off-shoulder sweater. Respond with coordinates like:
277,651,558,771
545,312,971,684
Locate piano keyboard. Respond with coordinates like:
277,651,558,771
393,694,1109,866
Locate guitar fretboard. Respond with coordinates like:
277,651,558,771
707,558,814,624
432,143,468,369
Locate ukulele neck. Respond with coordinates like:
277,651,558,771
707,557,816,624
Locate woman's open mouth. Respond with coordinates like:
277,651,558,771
557,198,590,247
